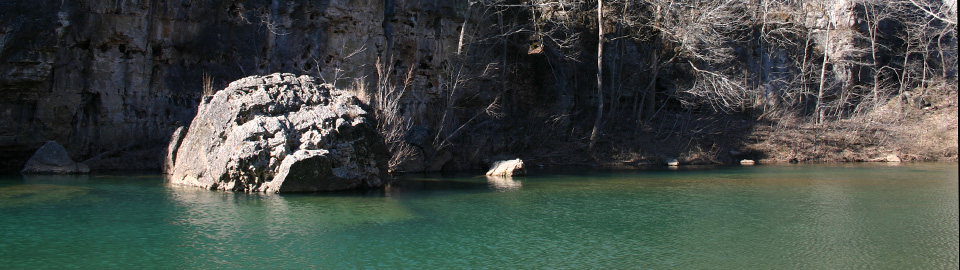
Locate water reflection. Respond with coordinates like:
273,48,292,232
384,177,491,195
163,184,420,267
485,176,522,191
165,185,417,234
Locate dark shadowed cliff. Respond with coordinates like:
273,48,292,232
1,0,393,169
2,0,956,171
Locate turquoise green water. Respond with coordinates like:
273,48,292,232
1,163,957,269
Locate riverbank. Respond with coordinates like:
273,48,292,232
3,84,956,174
519,85,958,169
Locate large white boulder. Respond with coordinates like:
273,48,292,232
165,73,389,193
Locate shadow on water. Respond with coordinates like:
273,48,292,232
386,171,528,195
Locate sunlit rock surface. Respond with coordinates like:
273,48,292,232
485,159,526,176
166,73,388,193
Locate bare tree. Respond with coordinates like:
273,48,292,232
632,0,755,112
371,57,417,170
589,0,604,150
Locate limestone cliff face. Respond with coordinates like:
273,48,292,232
0,0,400,169
5,1,944,170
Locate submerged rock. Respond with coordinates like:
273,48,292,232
0,184,91,208
166,73,389,193
21,141,90,174
486,159,526,176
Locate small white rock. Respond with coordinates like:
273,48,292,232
486,159,527,176
666,158,679,167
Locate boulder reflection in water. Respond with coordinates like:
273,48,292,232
485,176,522,191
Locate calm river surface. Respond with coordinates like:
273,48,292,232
1,163,957,269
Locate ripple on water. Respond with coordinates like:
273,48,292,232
165,186,418,233
0,164,956,269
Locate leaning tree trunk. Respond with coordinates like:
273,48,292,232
816,42,829,125
589,0,604,151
